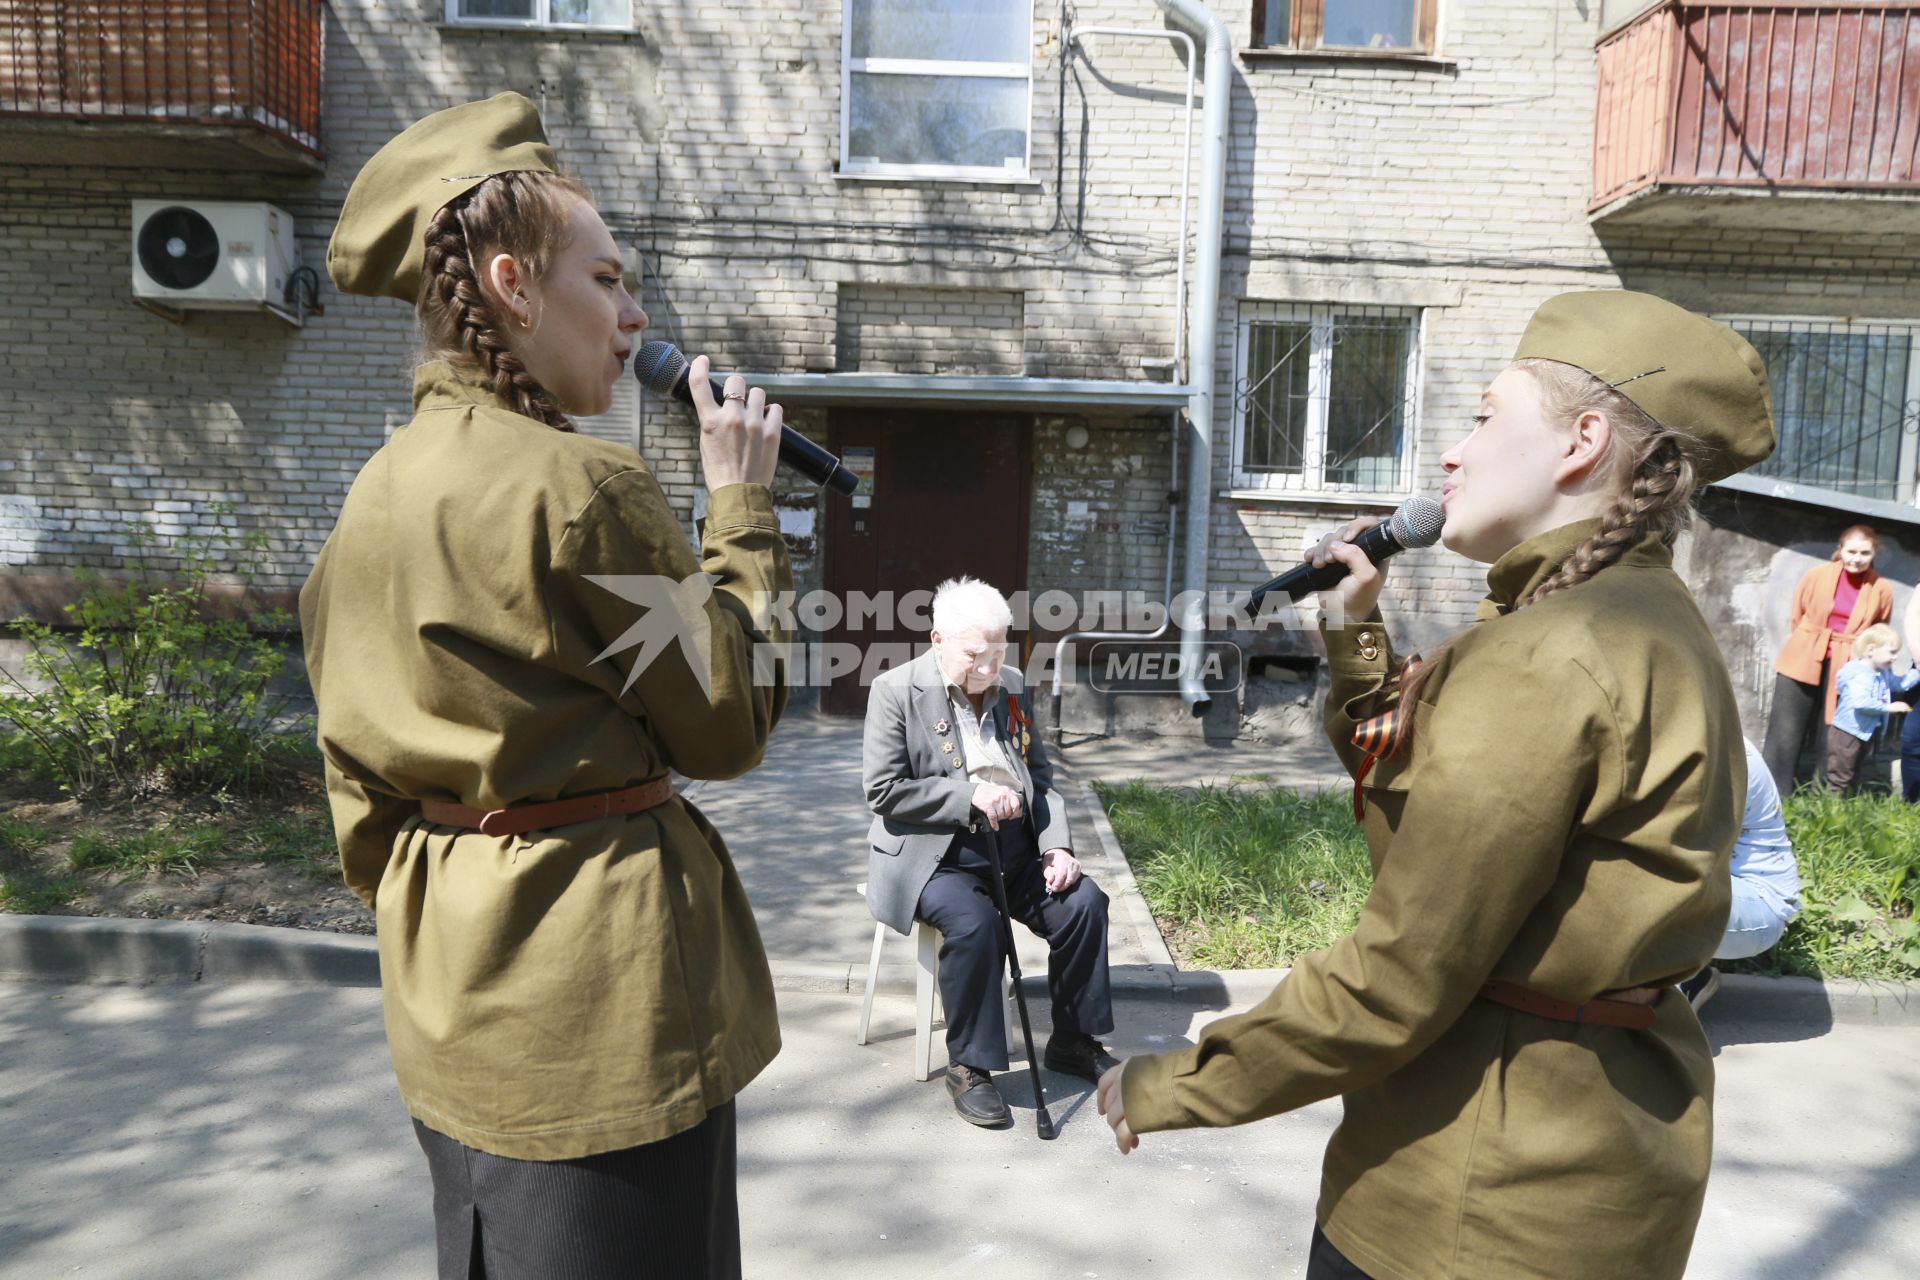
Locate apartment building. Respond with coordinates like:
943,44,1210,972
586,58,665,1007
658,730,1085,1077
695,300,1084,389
3,1,1915,740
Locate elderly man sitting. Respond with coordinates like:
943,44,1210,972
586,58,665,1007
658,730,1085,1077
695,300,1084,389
862,576,1119,1127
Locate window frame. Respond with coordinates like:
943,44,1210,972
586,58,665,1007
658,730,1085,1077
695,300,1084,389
1716,312,1920,507
1252,0,1441,56
443,0,633,32
1230,301,1425,499
839,0,1036,183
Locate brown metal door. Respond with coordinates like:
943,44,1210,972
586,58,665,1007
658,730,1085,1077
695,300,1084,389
822,409,1030,716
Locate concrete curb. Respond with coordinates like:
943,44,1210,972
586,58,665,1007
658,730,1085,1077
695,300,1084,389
1074,778,1179,971
5,916,1916,1027
0,916,378,986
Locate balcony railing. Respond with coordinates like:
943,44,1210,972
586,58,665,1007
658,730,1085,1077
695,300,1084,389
1593,1,1920,209
0,1,324,161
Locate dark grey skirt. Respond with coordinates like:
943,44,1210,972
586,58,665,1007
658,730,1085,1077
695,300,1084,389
412,1102,740,1280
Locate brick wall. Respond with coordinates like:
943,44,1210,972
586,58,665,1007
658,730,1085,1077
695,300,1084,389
5,0,1918,729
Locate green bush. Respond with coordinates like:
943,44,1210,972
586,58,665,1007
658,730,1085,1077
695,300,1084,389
0,508,308,797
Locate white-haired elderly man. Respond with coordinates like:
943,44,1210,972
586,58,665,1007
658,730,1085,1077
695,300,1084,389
862,576,1118,1127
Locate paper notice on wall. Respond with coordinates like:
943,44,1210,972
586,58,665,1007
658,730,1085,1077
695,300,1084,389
844,446,876,509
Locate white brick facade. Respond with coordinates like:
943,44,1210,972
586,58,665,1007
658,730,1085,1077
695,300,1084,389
5,1,1916,732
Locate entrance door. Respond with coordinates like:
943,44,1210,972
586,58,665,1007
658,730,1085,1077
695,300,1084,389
822,409,1030,716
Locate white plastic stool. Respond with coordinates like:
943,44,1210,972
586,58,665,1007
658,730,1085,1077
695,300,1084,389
855,884,1017,1082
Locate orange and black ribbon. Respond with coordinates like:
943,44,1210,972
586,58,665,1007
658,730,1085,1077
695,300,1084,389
1349,655,1422,821
1007,693,1032,762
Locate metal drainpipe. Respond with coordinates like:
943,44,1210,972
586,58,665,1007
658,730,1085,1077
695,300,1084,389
1155,0,1230,715
1049,23,1197,745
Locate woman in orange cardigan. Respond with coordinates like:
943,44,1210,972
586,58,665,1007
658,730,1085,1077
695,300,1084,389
1761,525,1893,792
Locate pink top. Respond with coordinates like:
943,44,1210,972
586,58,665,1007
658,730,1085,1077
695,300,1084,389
1828,570,1865,633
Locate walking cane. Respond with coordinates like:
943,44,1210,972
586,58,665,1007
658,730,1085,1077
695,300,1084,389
975,814,1056,1140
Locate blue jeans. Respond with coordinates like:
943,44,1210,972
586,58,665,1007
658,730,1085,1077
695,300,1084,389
1716,877,1794,961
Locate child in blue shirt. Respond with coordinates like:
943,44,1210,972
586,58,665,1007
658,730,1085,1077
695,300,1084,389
1829,623,1918,793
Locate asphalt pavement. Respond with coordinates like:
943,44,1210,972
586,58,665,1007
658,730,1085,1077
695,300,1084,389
2,712,1917,1277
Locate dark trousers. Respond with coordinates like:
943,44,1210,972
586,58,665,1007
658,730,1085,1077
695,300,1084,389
1826,728,1872,794
1306,1225,1376,1279
412,1103,740,1280
1761,663,1830,794
1902,707,1920,802
914,820,1114,1072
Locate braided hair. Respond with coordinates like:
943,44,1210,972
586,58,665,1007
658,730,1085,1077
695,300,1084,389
416,170,595,431
1519,359,1698,604
1395,357,1701,717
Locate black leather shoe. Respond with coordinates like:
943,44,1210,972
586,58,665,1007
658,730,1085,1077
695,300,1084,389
1044,1031,1121,1083
945,1064,1011,1127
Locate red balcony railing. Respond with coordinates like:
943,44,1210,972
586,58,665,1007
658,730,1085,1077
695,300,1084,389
1593,1,1920,209
0,1,324,160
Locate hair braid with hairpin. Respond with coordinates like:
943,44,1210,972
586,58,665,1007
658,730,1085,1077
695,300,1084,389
416,171,595,431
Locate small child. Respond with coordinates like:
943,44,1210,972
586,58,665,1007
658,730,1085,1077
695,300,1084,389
1829,623,1918,793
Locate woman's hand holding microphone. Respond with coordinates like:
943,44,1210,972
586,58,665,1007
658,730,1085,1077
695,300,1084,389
686,354,781,491
1307,517,1393,623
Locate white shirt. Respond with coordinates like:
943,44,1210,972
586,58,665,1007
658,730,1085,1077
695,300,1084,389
946,684,1021,790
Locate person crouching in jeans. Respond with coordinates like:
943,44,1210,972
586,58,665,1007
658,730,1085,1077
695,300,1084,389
860,576,1119,1127
1828,623,1917,793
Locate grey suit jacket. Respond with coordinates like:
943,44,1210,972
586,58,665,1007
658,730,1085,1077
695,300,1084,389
862,649,1073,935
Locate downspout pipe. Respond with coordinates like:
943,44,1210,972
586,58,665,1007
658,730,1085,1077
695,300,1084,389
1154,0,1230,715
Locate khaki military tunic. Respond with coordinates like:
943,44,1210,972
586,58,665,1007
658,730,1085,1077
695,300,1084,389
1122,519,1742,1279
299,361,791,1160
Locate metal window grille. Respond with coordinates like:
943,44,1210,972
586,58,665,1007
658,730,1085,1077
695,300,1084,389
1726,318,1920,505
1234,303,1420,495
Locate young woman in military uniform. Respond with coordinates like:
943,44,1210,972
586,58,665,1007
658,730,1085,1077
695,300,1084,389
1098,290,1776,1280
301,95,790,1279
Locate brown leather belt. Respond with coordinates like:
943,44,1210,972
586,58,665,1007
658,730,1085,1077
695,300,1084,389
1479,979,1663,1030
420,778,675,839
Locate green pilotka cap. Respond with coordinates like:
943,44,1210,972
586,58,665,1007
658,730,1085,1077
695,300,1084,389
327,93,557,304
1513,290,1777,484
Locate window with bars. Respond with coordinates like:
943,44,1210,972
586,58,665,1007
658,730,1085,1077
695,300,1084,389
445,1,631,29
1233,303,1421,495
1724,317,1920,505
1253,1,1439,54
841,0,1032,180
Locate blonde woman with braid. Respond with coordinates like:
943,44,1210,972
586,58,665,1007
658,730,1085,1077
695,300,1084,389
301,96,789,1278
1098,291,1776,1280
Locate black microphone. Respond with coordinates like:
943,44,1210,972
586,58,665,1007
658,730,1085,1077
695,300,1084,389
635,340,860,496
1243,496,1446,609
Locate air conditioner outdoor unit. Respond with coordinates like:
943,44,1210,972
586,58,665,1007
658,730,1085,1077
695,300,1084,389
130,200,301,324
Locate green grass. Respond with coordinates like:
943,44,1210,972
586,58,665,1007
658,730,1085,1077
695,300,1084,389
242,809,337,879
1096,781,1373,970
1098,781,1920,981
0,815,52,858
1724,788,1920,981
0,870,84,913
68,824,225,878
0,814,74,912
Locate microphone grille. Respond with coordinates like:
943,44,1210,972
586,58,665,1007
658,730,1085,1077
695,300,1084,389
1390,496,1446,549
635,340,686,396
